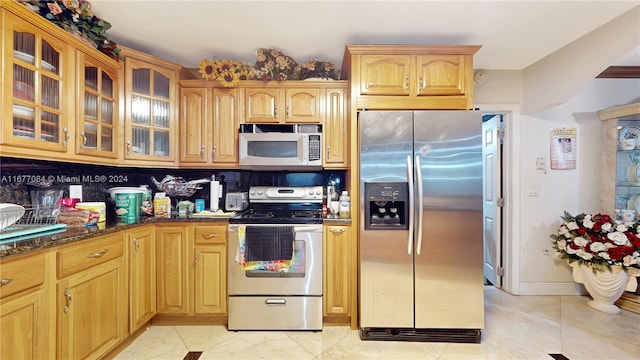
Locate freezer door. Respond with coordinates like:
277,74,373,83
413,111,484,329
359,111,414,328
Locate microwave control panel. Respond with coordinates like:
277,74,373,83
309,135,321,161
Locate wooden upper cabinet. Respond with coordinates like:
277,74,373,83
244,87,321,123
343,45,481,110
360,55,412,96
1,10,72,153
324,87,348,168
121,47,182,166
244,88,280,123
211,88,239,164
416,55,466,96
285,88,320,123
76,51,119,158
178,84,239,167
179,87,208,164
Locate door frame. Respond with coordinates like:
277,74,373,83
477,104,521,295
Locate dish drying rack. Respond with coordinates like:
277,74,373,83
0,205,61,234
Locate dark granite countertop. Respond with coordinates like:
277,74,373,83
0,214,352,259
0,215,230,259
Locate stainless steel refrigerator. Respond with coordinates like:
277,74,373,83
359,110,484,343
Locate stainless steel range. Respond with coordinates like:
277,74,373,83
227,186,323,331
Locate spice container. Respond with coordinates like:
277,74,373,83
339,191,350,218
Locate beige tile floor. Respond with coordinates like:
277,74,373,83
114,287,640,360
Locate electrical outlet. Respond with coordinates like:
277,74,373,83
542,249,550,256
535,157,545,170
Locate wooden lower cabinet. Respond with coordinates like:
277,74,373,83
323,224,352,324
56,232,127,359
0,253,51,359
127,225,156,333
156,223,227,316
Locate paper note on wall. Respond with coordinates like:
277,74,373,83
550,127,577,170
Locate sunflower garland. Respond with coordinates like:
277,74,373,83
198,59,250,87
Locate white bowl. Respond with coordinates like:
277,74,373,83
0,203,25,230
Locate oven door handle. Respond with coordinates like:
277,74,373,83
228,225,322,232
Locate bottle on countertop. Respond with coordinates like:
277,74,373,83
339,190,350,218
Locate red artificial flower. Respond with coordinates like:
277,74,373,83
608,247,623,261
577,227,586,235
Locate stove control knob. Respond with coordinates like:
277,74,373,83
309,190,314,195
316,190,321,195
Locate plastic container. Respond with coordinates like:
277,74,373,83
339,191,350,218
75,202,106,223
115,193,140,224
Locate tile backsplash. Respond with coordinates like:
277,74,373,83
0,157,346,209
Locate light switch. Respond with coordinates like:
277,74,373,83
535,157,545,170
528,184,540,197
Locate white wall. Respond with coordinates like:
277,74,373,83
515,78,640,295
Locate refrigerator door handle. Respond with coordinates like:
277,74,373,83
406,155,414,255
415,155,424,255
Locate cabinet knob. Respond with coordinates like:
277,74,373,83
286,105,290,120
418,76,424,92
274,105,278,118
404,75,409,92
200,145,205,159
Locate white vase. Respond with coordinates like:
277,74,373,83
570,264,629,314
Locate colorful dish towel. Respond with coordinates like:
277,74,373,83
235,225,295,272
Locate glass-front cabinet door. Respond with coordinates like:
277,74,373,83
77,53,118,158
124,57,176,161
3,16,70,152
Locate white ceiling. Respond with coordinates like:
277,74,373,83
90,1,640,71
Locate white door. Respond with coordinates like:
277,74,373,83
482,115,502,287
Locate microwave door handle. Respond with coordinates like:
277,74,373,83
415,155,424,255
406,155,414,255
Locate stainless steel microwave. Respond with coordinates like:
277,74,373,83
239,124,322,169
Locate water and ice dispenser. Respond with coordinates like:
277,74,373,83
364,182,408,230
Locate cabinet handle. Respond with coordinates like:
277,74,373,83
80,132,87,149
126,140,131,155
63,288,72,313
200,145,205,159
212,146,217,160
87,249,108,258
286,104,290,120
404,75,409,92
195,250,200,268
330,228,346,234
202,233,219,239
0,278,13,287
418,76,424,92
62,126,70,147
132,238,139,257
326,145,331,159
274,105,278,118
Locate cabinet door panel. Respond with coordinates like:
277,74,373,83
285,88,320,123
359,55,411,96
194,245,226,314
323,225,351,316
128,226,156,333
324,88,347,167
244,89,279,123
416,55,465,96
58,260,125,360
156,226,189,314
0,289,48,359
212,88,239,163
180,87,208,163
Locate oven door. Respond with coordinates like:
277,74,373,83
227,224,323,296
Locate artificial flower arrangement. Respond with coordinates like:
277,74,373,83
550,211,640,272
198,48,340,84
18,0,120,60
249,48,298,82
198,59,250,87
294,60,340,80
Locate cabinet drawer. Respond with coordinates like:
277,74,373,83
57,234,124,278
0,254,45,299
194,225,227,244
